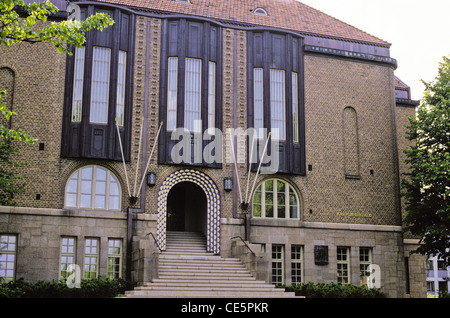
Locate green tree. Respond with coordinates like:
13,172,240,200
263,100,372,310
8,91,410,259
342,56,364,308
402,55,450,266
0,0,114,205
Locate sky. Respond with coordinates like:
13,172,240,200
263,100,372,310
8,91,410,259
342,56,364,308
299,0,450,101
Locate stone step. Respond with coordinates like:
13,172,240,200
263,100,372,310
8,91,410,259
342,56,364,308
142,282,274,288
125,290,297,298
150,278,262,284
125,231,298,298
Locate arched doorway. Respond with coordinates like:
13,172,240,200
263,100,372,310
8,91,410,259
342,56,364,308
167,182,207,234
156,169,221,254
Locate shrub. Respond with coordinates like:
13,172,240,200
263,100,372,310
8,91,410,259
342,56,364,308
282,282,386,298
0,277,129,298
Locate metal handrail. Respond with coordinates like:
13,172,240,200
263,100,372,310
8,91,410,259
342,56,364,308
145,232,162,253
231,236,262,258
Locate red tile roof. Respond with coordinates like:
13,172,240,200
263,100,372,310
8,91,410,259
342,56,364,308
94,0,390,46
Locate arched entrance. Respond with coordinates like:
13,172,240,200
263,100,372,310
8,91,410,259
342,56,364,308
156,169,221,254
167,182,207,234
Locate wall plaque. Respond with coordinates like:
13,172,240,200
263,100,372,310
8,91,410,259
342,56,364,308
314,245,328,265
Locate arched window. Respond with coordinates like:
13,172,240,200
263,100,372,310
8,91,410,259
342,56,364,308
252,8,269,16
252,179,299,219
65,166,121,210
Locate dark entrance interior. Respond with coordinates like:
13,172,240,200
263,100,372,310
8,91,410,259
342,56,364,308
166,182,207,234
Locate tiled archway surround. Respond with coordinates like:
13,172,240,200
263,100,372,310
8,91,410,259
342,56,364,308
156,169,221,254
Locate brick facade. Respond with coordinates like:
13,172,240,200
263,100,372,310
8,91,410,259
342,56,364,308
0,2,426,298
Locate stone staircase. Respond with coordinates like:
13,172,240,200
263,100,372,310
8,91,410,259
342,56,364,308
125,231,297,298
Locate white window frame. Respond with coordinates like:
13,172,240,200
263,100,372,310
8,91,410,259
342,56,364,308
359,247,373,286
84,238,100,279
60,237,77,280
207,61,216,133
291,245,304,285
167,57,178,131
253,68,264,138
90,46,111,124
272,245,284,285
292,72,299,143
65,165,122,211
270,69,286,140
337,247,350,284
0,234,17,282
107,239,122,279
252,179,299,219
71,46,85,122
184,58,202,132
115,50,127,126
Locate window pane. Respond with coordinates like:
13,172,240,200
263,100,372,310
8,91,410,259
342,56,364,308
66,193,77,207
81,166,93,180
270,69,285,140
90,47,111,124
184,58,202,132
167,57,178,131
95,195,106,209
265,180,273,192
72,46,85,122
289,188,298,219
81,181,92,194
292,72,299,143
109,196,120,210
67,178,78,193
96,167,107,181
208,61,216,131
80,194,91,208
109,179,120,196
116,51,127,126
254,68,264,138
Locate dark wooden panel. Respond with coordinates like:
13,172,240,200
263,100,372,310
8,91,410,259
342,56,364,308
271,34,285,69
187,21,203,58
168,21,179,56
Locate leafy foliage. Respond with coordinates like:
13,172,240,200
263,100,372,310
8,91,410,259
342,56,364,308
0,277,129,298
282,282,386,298
0,0,114,53
0,1,114,205
0,93,35,205
402,56,450,267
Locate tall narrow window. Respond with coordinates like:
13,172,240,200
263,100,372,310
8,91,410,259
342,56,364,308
292,72,299,143
0,234,17,282
207,61,216,132
270,69,286,140
60,237,76,279
116,51,127,126
291,245,303,285
107,239,122,279
90,47,111,124
359,247,373,287
84,238,99,279
184,58,202,132
272,245,284,285
72,46,85,122
254,68,264,138
167,57,178,131
337,247,350,284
